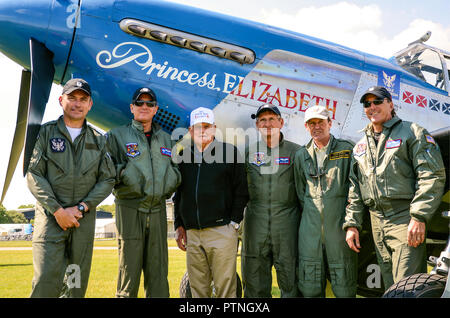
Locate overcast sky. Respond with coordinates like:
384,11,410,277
0,0,449,210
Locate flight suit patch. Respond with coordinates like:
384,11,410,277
125,143,140,158
385,138,402,149
251,152,266,166
160,147,172,157
85,143,98,150
275,157,290,165
329,150,351,160
425,135,436,145
50,138,66,153
354,143,366,157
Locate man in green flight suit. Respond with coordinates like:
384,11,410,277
27,78,116,297
344,86,446,290
294,105,357,297
106,87,181,297
242,104,301,297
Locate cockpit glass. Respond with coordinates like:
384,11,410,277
396,46,447,92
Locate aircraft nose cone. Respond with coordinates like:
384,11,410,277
0,0,52,69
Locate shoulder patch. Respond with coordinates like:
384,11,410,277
425,135,436,145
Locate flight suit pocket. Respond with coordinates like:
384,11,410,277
328,262,357,297
115,205,142,240
418,149,441,172
298,259,322,297
328,263,345,287
28,149,44,172
162,165,181,198
299,259,321,283
352,160,372,205
80,154,101,188
118,161,145,198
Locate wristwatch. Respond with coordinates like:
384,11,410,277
230,221,240,231
77,203,88,214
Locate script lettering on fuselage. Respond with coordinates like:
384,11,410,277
96,42,221,92
96,42,339,117
223,73,338,119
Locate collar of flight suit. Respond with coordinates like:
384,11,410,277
305,134,336,164
131,119,162,136
57,115,88,142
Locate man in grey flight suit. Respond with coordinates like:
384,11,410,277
242,104,301,297
344,86,446,290
106,87,181,297
294,105,357,297
27,78,116,297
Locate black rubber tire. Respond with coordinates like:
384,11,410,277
382,273,447,298
179,271,243,298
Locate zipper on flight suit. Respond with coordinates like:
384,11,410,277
366,133,384,214
311,151,326,245
195,163,202,229
148,134,156,208
316,153,326,245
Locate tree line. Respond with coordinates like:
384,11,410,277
0,204,116,224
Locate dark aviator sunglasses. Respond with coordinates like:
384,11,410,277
134,100,157,107
363,98,385,108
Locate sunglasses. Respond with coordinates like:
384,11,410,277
363,99,385,108
134,100,157,107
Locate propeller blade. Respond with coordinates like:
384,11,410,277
23,38,55,176
0,69,31,204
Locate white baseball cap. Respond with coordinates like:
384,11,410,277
304,105,330,123
190,107,215,126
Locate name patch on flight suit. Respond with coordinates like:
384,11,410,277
353,143,366,157
425,135,436,145
126,143,140,158
329,150,351,160
251,152,266,167
50,138,66,153
385,138,402,149
85,143,98,150
160,147,172,157
275,157,290,165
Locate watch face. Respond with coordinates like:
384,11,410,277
78,204,85,212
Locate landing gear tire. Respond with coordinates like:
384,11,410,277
382,273,447,298
179,271,243,298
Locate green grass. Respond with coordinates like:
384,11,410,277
0,240,33,247
0,250,33,298
0,239,284,298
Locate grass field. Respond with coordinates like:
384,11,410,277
0,239,285,298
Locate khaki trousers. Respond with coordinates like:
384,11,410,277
186,224,238,298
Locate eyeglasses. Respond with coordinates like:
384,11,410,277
363,99,385,108
134,100,157,107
